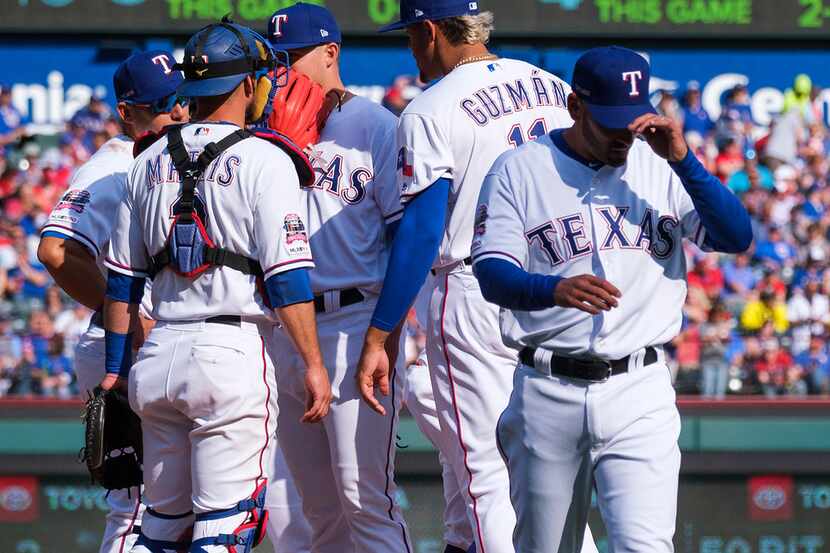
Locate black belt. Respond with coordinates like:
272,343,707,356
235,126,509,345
431,256,472,276
313,288,365,313
519,346,658,382
205,315,243,326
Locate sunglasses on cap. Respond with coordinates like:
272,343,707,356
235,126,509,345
123,92,189,114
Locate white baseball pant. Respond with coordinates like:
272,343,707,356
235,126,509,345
265,446,312,553
402,354,473,551
267,299,412,553
427,267,597,553
74,323,143,553
497,356,681,553
128,320,277,553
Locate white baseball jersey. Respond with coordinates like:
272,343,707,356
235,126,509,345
472,132,709,360
303,96,400,294
41,136,145,553
105,122,313,321
43,135,133,263
396,58,573,268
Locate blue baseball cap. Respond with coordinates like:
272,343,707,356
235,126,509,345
379,0,481,32
113,50,183,104
571,46,656,130
268,3,341,50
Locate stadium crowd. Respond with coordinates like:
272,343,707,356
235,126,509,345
0,69,828,399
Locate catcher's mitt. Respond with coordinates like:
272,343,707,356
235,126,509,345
81,386,143,490
268,68,335,151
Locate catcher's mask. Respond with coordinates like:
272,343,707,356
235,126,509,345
175,18,290,125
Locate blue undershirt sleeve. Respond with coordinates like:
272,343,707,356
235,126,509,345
265,268,313,308
474,258,561,311
370,178,451,331
669,149,753,253
105,271,145,304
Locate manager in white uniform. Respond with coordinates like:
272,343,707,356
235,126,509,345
472,46,753,553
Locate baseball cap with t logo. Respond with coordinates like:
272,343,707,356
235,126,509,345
571,46,656,130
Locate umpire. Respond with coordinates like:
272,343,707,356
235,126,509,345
471,47,752,552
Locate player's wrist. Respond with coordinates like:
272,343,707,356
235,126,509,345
365,326,391,347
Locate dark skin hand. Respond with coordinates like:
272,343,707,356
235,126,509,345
554,274,621,315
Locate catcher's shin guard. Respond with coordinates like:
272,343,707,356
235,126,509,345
134,508,194,553
190,480,269,553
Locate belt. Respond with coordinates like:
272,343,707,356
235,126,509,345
91,310,104,328
519,346,658,382
431,256,473,276
205,315,243,326
313,288,364,314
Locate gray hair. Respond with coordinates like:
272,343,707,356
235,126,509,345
436,11,495,45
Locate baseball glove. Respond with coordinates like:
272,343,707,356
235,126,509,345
81,386,143,490
268,68,334,151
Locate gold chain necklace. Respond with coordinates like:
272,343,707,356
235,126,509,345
451,53,498,71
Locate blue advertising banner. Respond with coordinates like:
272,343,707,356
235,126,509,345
0,39,827,130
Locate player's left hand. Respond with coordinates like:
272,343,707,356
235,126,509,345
99,373,127,393
356,327,392,416
628,114,688,162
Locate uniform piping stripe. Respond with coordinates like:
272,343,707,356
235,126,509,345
118,496,141,553
40,224,101,257
382,364,412,553
256,337,272,487
104,257,149,275
384,207,404,221
471,250,524,268
439,272,487,553
262,258,314,275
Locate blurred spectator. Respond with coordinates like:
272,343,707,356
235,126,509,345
755,225,797,268
794,335,830,394
764,109,804,169
382,75,423,116
783,74,813,122
700,303,732,398
741,288,788,334
787,278,830,354
727,157,774,194
722,253,757,298
681,81,714,139
655,89,680,120
0,84,27,151
69,95,112,146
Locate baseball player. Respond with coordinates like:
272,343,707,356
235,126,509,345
472,46,752,552
262,5,413,553
99,21,332,553
402,275,474,553
355,2,596,552
37,50,187,553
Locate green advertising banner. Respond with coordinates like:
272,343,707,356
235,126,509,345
3,0,830,38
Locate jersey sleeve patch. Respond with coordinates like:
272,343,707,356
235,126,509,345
55,190,91,213
283,213,311,257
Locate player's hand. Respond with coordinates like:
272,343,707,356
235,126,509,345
132,315,155,351
356,327,391,416
99,373,127,393
554,274,621,315
302,365,332,423
628,114,688,162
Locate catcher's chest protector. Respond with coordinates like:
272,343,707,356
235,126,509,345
149,126,263,280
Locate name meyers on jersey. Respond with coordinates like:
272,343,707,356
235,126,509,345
144,151,241,188
460,70,569,127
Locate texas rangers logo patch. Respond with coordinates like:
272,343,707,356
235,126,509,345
56,190,91,213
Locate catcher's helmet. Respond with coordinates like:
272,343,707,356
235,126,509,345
175,21,286,109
